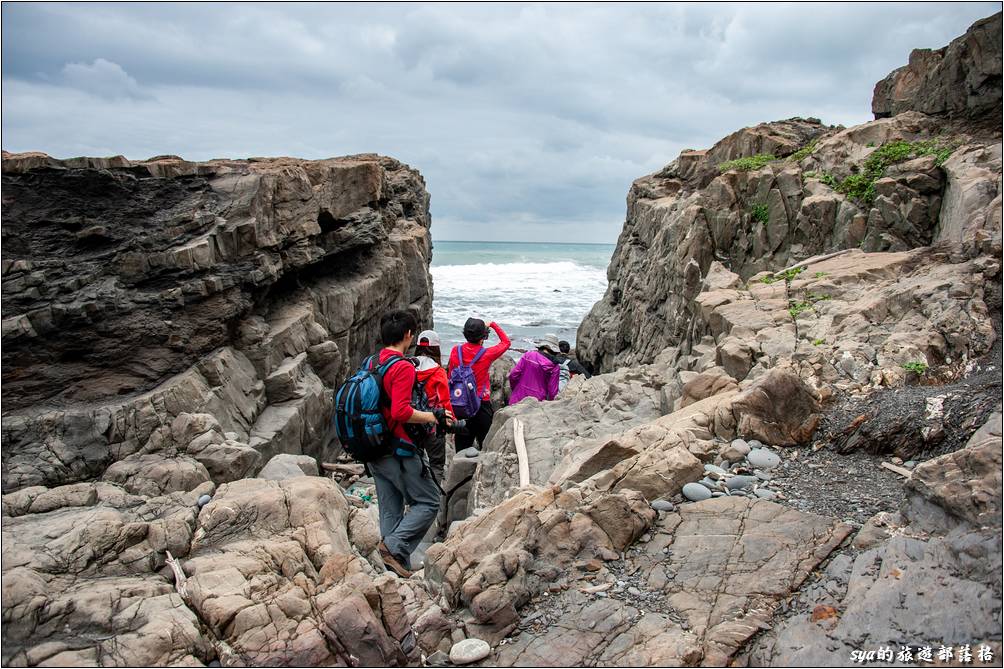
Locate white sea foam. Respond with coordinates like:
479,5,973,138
431,260,607,333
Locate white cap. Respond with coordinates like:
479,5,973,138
416,330,441,347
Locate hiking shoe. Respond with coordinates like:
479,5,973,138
378,542,413,578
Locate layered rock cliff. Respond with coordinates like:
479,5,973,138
2,152,433,492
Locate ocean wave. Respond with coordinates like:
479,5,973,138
431,260,607,330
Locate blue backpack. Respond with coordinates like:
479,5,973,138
333,354,409,462
449,345,487,418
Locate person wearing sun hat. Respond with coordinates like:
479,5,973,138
508,333,561,404
414,329,454,483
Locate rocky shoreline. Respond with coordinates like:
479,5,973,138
3,11,1003,668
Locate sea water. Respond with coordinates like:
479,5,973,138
430,240,615,358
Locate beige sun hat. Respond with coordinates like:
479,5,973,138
536,334,561,353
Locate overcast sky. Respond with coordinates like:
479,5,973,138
2,3,997,242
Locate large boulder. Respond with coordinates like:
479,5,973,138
872,12,1002,121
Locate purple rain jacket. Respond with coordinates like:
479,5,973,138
508,350,561,404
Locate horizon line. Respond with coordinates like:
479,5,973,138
433,239,616,245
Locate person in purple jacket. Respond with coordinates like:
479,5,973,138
509,334,562,404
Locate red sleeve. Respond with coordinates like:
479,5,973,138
434,368,454,414
483,322,511,362
385,361,416,423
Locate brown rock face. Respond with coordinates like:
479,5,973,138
872,12,1003,121
1,152,433,491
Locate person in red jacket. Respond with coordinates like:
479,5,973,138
414,329,454,483
370,310,452,578
448,317,510,450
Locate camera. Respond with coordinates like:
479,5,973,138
433,408,468,435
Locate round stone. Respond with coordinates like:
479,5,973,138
730,439,751,455
904,460,917,469
725,475,758,491
747,439,765,450
699,477,717,490
197,494,212,508
747,448,781,470
683,482,713,502
450,638,491,665
754,488,778,500
704,464,728,476
711,491,727,497
651,500,676,512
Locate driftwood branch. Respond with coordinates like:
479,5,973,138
880,461,913,478
513,418,530,488
321,462,365,476
165,550,189,603
771,249,854,278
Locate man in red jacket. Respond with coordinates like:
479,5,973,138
369,309,450,578
448,317,510,450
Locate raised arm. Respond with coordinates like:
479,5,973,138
484,322,511,362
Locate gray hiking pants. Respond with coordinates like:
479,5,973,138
369,452,440,568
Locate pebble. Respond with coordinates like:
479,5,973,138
754,488,778,500
726,475,757,491
197,494,212,508
651,500,676,512
456,447,481,459
682,482,713,502
704,464,728,476
698,478,717,490
711,491,727,497
904,460,917,469
730,438,751,454
747,439,764,450
747,448,781,470
627,586,642,596
754,470,771,481
450,639,491,665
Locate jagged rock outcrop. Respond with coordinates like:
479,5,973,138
578,13,1002,375
2,152,433,491
872,12,1002,122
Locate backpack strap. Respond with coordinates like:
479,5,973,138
374,354,414,406
454,344,465,367
471,348,487,366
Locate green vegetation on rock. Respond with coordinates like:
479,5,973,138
718,154,776,173
788,140,817,162
750,203,770,226
902,361,929,375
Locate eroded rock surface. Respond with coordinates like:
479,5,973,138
2,152,433,492
495,497,852,667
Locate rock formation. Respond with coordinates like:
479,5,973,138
2,152,432,492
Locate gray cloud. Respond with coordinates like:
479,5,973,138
2,2,998,242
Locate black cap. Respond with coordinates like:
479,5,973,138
463,317,488,342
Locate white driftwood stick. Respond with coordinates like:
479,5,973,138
513,418,531,488
165,550,189,602
880,461,913,478
321,462,364,475
771,249,854,278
